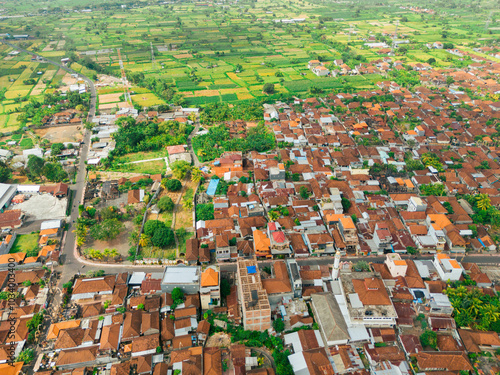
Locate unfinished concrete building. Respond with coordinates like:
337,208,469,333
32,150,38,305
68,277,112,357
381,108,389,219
236,258,271,331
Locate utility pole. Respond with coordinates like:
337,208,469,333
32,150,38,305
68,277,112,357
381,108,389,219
349,24,354,42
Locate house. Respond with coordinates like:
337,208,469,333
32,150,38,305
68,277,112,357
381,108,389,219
433,254,463,281
197,320,210,344
200,266,220,310
253,230,271,258
71,275,116,302
339,272,397,326
458,329,500,353
0,209,23,230
101,180,119,200
284,329,325,353
167,145,192,164
308,60,321,69
128,189,145,204
415,352,472,372
215,234,231,261
338,217,358,250
312,65,330,77
288,347,335,375
40,183,69,197
385,253,407,277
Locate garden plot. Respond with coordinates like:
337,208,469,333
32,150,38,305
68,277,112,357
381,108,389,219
99,93,123,104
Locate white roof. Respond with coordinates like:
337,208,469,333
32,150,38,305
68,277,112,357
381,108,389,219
22,148,43,159
40,220,62,231
349,293,363,308
129,272,146,285
288,352,309,375
162,266,200,284
414,260,430,278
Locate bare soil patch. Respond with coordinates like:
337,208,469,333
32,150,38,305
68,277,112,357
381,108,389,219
206,332,231,348
35,125,83,143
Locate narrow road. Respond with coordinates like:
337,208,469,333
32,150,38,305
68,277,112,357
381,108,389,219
1,40,95,282
187,120,202,167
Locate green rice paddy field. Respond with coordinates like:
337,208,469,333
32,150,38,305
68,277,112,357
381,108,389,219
0,0,499,118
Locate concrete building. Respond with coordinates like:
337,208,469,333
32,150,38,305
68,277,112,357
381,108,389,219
269,164,286,180
236,258,271,331
408,196,427,212
433,254,463,281
338,216,359,250
0,183,17,212
200,266,220,311
338,272,397,327
287,259,302,298
311,293,350,346
385,253,408,278
161,266,200,294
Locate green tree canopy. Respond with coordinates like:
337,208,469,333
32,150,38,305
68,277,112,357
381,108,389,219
273,318,285,333
165,178,182,191
420,330,437,349
157,196,174,212
263,83,275,94
196,203,214,221
89,218,125,241
51,142,65,156
172,287,184,305
0,160,11,183
171,160,192,180
27,155,45,179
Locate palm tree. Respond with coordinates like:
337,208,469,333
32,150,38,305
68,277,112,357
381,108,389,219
139,234,150,248
191,168,202,183
476,193,491,211
183,199,193,211
268,210,280,222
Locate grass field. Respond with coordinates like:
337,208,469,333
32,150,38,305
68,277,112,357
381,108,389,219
10,233,40,256
108,159,166,175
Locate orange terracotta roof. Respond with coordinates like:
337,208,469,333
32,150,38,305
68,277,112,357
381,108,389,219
201,268,219,287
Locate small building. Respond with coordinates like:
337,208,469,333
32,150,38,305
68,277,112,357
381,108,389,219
433,254,463,281
161,266,201,294
0,183,18,211
312,65,330,77
200,266,220,310
128,189,145,204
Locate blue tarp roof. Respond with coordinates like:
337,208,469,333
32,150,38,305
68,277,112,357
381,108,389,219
247,265,257,274
207,179,219,196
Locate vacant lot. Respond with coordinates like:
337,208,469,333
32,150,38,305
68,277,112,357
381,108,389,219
10,233,39,256
35,125,83,143
84,221,134,259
